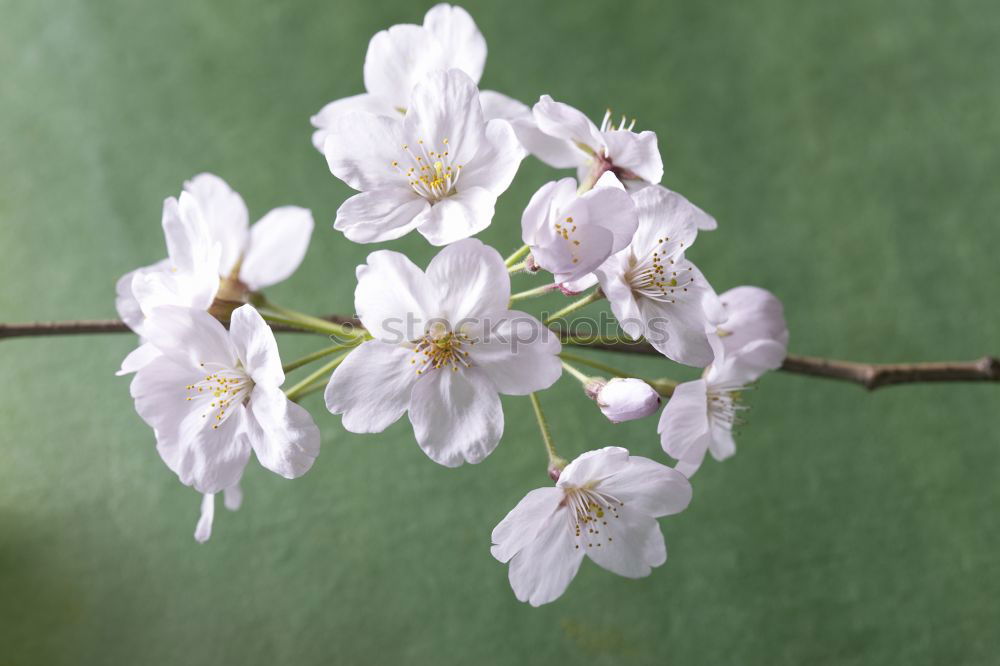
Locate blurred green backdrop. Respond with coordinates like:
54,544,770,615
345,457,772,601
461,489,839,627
2,0,1000,663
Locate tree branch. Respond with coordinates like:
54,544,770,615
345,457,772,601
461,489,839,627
3,316,998,391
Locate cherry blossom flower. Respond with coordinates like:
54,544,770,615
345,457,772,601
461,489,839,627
129,305,320,494
324,69,522,245
310,4,544,156
520,172,637,285
587,377,661,423
491,446,692,606
194,483,243,543
116,174,313,374
524,95,665,192
324,238,561,466
659,286,788,476
595,184,718,367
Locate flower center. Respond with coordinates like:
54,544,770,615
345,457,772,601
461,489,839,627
563,485,623,550
409,325,474,375
625,240,695,303
707,388,747,429
553,215,583,265
185,362,254,429
392,138,463,203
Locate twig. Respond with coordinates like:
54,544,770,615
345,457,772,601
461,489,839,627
3,316,999,391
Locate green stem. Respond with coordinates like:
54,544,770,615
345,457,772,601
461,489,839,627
560,351,677,397
509,283,557,304
282,343,353,374
284,351,352,402
504,244,531,267
560,360,592,385
561,334,639,347
257,299,363,339
507,260,528,274
528,392,565,470
543,289,604,324
284,375,330,403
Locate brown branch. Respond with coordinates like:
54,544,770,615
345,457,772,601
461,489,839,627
2,316,998,391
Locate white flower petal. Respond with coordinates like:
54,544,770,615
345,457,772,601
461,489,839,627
658,379,712,464
508,507,584,606
324,341,417,432
716,285,789,352
162,194,221,278
466,310,562,395
628,185,702,258
183,173,250,274
141,305,236,370
533,95,604,155
354,250,437,340
228,305,283,387
403,69,485,167
239,206,314,291
558,446,631,488
194,493,215,543
324,112,406,191
364,24,446,111
639,286,715,367
116,342,161,376
602,130,663,184
223,483,243,511
454,118,523,195
709,339,787,387
580,175,638,252
596,378,661,423
310,93,395,152
246,385,320,479
708,417,737,461
426,238,509,322
584,504,665,578
597,258,643,340
423,3,486,83
416,186,496,246
490,486,564,563
334,188,431,244
409,367,503,467
599,456,692,517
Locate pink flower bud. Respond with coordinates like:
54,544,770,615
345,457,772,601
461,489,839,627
595,378,661,423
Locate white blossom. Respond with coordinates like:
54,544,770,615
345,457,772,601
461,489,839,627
129,305,320,493
595,184,718,366
324,69,523,246
491,446,691,606
324,239,561,466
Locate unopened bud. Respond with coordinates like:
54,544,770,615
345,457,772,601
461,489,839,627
583,377,607,400
594,377,661,423
524,253,540,274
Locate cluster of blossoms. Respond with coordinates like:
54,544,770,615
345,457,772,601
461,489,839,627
117,5,788,605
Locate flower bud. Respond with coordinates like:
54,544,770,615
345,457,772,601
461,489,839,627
594,378,661,423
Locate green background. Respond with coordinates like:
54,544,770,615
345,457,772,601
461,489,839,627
2,0,999,663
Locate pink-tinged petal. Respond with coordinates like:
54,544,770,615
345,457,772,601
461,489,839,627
491,486,564,563
364,24,447,111
558,446,631,488
480,90,580,168
116,265,150,333
310,93,396,152
228,305,283,387
531,217,614,284
716,285,789,352
709,339,787,388
520,178,576,246
708,417,737,462
507,507,584,606
354,250,437,340
595,378,661,423
533,95,604,155
223,483,243,511
456,118,524,195
116,342,161,376
674,454,706,479
194,493,215,543
423,4,486,83
581,173,638,253
162,194,221,278
599,456,692,518
334,188,431,244
129,265,218,322
628,185,702,259
239,207,314,291
466,310,562,395
183,173,249,274
408,367,503,467
658,379,712,464
597,256,643,340
584,505,666,578
245,385,320,479
403,69,485,166
417,186,496,246
426,238,509,322
559,272,598,294
324,341,417,433
141,305,236,370
601,130,663,184
324,112,406,191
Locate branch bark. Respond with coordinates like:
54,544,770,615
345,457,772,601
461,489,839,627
2,317,998,391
